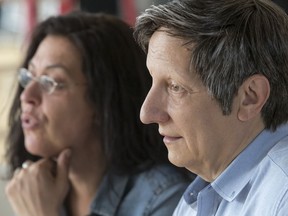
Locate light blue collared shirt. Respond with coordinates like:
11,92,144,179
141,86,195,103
173,124,288,216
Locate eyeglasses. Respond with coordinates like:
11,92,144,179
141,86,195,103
18,68,66,94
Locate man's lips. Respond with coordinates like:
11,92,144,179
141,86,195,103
21,113,40,129
161,135,182,144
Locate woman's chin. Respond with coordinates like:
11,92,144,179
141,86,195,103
24,138,57,158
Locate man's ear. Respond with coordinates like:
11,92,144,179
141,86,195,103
237,74,270,122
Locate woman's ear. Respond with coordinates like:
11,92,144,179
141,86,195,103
237,74,270,122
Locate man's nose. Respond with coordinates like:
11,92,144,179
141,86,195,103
140,86,170,125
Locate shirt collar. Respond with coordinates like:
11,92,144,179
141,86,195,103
89,173,130,216
183,176,209,204
211,124,288,201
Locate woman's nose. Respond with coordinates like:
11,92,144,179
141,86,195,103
20,82,42,106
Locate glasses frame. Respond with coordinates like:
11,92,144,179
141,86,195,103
18,68,65,94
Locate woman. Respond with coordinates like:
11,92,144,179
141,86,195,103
5,11,190,216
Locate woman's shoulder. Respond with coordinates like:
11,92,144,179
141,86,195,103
134,163,192,195
115,164,192,215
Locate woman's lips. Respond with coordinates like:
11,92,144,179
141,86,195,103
21,113,40,129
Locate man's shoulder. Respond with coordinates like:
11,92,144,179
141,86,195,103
266,136,288,177
173,196,196,216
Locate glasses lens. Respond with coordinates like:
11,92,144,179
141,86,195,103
19,68,32,88
39,76,56,94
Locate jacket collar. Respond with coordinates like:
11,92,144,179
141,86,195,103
90,173,130,216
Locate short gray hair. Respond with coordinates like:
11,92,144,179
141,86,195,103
134,0,288,130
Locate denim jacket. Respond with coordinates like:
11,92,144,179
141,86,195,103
87,164,190,216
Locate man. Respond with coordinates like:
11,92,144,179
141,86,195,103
134,0,288,215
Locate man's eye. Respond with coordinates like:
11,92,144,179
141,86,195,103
168,82,185,94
